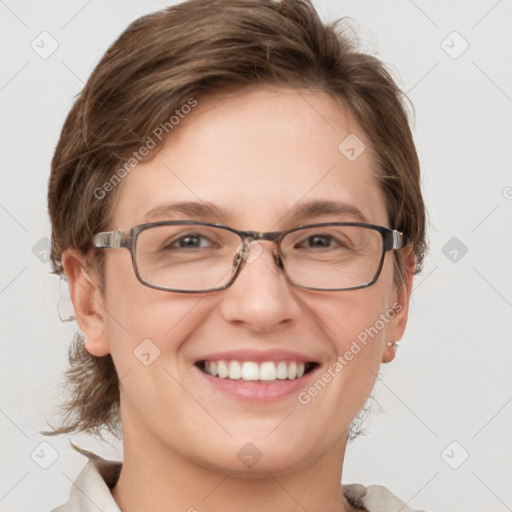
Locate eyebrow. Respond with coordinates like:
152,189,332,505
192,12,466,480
141,199,368,224
142,201,224,223
291,200,368,223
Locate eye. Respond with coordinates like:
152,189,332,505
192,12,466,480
296,233,348,249
164,233,214,250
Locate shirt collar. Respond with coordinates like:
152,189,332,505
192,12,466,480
62,451,121,512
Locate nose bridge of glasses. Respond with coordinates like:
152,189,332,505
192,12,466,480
241,230,281,242
238,230,282,263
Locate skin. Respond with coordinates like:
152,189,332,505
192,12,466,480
63,85,415,512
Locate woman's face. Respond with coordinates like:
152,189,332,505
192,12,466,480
80,86,412,474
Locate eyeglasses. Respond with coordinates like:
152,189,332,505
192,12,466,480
92,221,406,293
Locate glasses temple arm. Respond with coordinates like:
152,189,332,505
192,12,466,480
391,230,410,250
92,230,127,249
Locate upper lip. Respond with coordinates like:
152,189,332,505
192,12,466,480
194,349,320,364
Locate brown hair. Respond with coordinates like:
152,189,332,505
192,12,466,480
45,0,426,439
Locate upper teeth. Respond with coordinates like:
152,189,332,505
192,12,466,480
203,360,309,381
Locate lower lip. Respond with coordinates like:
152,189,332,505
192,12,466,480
193,364,320,402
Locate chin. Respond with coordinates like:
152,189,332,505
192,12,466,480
194,439,319,478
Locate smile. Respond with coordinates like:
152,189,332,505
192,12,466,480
196,360,318,382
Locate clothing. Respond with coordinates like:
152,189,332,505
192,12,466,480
51,451,426,512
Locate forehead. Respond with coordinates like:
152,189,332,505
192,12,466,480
112,86,389,230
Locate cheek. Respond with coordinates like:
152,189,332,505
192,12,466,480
101,281,213,423
300,259,396,408
312,292,387,385
101,253,206,365
310,272,394,352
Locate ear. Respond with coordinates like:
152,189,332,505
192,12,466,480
382,246,416,363
61,249,110,357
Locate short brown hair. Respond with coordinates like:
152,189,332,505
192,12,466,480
46,0,426,439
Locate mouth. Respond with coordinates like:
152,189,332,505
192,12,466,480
195,360,319,382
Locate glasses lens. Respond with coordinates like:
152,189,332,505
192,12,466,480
134,223,384,292
281,225,384,290
135,224,240,291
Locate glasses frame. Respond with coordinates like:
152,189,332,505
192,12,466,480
92,220,406,293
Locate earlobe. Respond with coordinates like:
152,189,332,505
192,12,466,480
61,249,110,357
382,341,399,363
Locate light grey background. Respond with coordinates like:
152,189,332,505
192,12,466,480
1,1,511,511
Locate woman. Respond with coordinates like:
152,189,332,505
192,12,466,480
46,0,427,510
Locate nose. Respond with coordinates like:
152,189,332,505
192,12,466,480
218,239,303,333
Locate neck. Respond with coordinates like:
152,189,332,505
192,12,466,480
112,407,357,512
